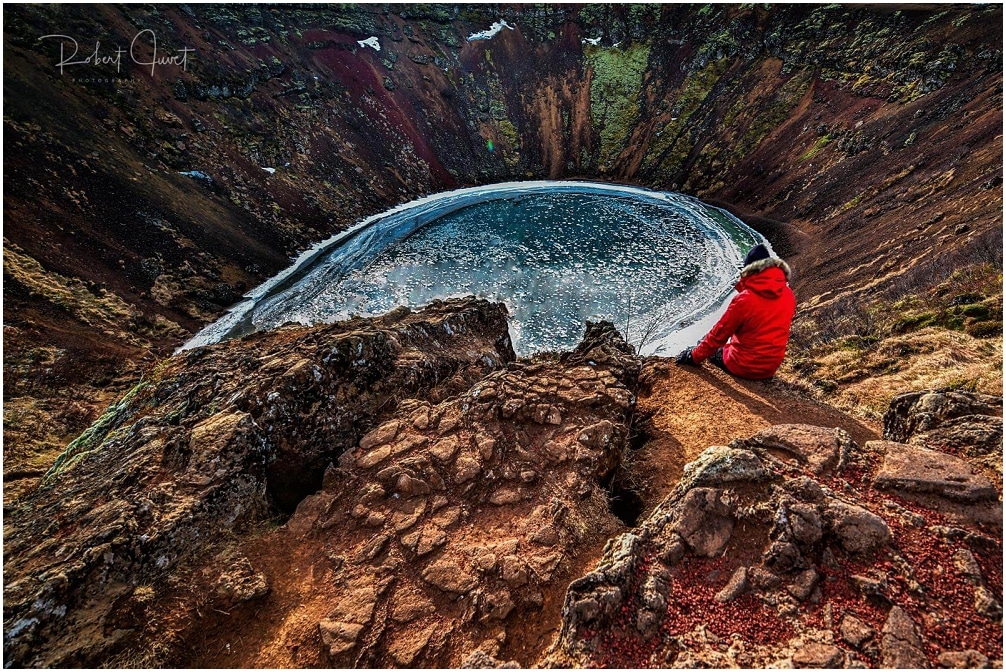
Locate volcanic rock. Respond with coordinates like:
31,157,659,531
840,613,876,648
823,500,891,555
212,554,270,607
672,487,736,557
239,318,638,665
787,568,820,601
881,606,929,668
746,424,853,475
2,299,516,667
883,391,1002,449
548,405,1003,667
319,620,365,657
937,649,991,669
872,441,998,502
792,642,845,668
714,566,749,603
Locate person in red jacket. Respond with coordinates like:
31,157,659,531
675,244,795,380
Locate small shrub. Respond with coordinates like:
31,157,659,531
813,379,838,394
892,312,934,334
961,303,992,319
965,320,1002,339
952,293,985,306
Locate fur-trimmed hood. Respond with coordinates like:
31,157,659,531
736,256,791,300
740,256,791,281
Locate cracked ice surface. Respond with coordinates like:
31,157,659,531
183,181,766,357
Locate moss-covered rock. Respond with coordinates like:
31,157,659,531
585,43,651,171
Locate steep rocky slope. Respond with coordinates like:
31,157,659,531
3,299,1001,667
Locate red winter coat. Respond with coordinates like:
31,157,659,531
691,258,796,380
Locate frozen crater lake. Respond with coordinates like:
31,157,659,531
185,181,767,356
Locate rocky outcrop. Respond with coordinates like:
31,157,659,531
548,416,1003,668
883,390,1003,492
2,298,514,668
873,441,998,504
275,320,639,666
1,303,648,668
883,390,1003,456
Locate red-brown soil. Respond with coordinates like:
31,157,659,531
630,361,879,514
174,358,885,669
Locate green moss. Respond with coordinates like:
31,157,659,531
578,5,608,25
840,193,865,212
892,312,936,333
642,58,730,178
585,43,651,170
733,69,812,163
488,99,507,121
800,134,832,161
628,4,662,27
43,380,151,482
498,119,519,145
493,118,521,168
838,335,880,351
961,303,991,319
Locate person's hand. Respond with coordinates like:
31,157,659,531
675,347,697,366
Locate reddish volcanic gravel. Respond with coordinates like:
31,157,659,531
586,550,796,668
822,450,1003,662
661,556,794,647
892,524,1002,661
581,442,1002,668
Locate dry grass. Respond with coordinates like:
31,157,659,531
781,259,1003,421
780,329,1002,420
3,389,117,504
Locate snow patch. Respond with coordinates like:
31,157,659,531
467,20,513,41
262,167,276,174
358,36,380,51
583,37,602,46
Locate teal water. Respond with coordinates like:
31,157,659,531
185,182,765,356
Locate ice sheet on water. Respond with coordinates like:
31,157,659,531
183,182,766,356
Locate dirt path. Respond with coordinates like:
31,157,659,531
626,359,880,521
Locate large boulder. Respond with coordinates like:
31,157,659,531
745,424,854,475
883,390,1002,457
236,318,640,666
872,441,998,503
879,390,1002,522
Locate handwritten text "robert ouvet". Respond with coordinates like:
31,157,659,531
38,29,194,76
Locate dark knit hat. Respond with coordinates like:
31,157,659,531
743,244,771,266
